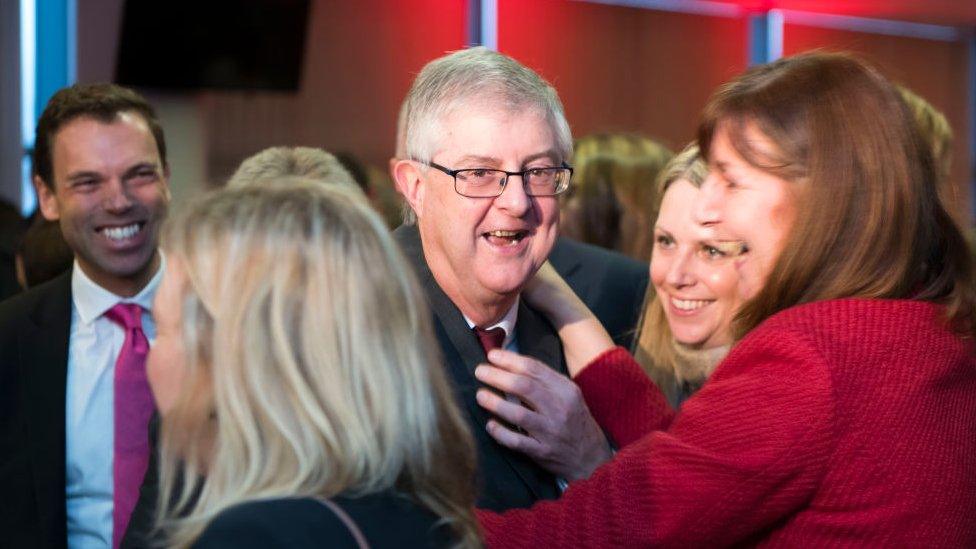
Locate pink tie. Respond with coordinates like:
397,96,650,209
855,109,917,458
105,303,153,548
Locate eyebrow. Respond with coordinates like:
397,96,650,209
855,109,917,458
64,170,104,182
122,162,160,178
453,150,562,168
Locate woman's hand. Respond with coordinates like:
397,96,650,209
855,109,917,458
524,262,616,376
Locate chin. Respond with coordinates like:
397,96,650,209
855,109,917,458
479,275,528,298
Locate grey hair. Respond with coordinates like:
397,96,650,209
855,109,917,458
400,47,573,224
227,146,359,190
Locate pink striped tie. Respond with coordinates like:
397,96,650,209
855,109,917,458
105,303,153,548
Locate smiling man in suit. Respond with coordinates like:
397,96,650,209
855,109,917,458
393,47,615,511
0,83,169,548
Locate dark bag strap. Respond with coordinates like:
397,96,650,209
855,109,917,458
315,497,370,549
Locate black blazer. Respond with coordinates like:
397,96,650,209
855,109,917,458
548,236,649,350
0,271,73,548
394,225,565,511
192,493,453,548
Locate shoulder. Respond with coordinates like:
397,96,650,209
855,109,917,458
550,237,647,280
195,498,356,548
727,298,970,390
195,494,452,549
0,271,71,336
748,298,956,351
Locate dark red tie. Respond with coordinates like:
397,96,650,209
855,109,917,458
473,326,506,355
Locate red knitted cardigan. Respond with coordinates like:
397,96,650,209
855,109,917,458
478,298,976,547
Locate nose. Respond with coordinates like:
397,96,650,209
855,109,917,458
102,177,135,213
693,173,723,227
665,249,695,288
493,173,532,217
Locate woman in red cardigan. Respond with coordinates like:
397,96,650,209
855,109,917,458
474,52,976,547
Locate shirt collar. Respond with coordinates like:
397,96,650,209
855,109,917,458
462,297,519,349
71,252,166,325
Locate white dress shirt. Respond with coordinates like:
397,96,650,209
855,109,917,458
65,258,162,549
462,298,520,352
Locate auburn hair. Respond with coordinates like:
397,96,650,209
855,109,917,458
698,51,975,340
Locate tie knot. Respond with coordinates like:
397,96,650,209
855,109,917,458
473,326,506,355
105,302,144,330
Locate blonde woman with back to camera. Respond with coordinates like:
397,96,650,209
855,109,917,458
146,181,480,547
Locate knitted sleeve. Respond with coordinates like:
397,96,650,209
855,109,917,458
478,327,835,547
574,347,675,447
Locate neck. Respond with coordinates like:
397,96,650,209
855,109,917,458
441,276,517,327
78,252,160,297
671,341,730,386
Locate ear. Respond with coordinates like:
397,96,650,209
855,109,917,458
34,175,60,221
394,159,426,220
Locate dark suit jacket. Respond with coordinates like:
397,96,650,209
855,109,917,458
548,236,649,350
0,271,72,548
394,225,564,511
193,493,453,548
0,269,160,549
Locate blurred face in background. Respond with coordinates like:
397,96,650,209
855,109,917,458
695,124,796,300
651,179,742,349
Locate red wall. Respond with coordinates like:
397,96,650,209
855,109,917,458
498,0,747,151
784,24,973,224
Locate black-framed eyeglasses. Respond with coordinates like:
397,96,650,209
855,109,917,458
420,161,573,198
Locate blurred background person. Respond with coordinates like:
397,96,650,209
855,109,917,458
633,144,739,407
226,146,357,189
475,51,976,546
896,85,958,220
15,216,74,289
561,133,673,262
0,199,26,301
335,150,403,228
149,181,479,547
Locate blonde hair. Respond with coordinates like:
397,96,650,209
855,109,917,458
565,134,673,261
896,85,959,221
633,144,712,400
227,146,358,190
155,181,479,547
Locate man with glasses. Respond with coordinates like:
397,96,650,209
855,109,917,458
394,47,613,511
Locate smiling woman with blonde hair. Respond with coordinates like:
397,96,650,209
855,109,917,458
633,143,739,407
147,180,479,547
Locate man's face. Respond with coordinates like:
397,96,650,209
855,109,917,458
415,103,561,319
36,111,170,296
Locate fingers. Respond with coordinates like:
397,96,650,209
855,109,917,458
484,418,543,456
476,388,542,432
484,349,550,376
474,364,534,400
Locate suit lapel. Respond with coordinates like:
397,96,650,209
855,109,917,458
19,271,72,546
515,300,566,376
394,225,559,502
548,237,589,301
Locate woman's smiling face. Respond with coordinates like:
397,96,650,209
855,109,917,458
651,179,743,349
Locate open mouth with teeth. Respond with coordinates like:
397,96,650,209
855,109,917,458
482,229,529,246
670,297,714,312
99,222,145,242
